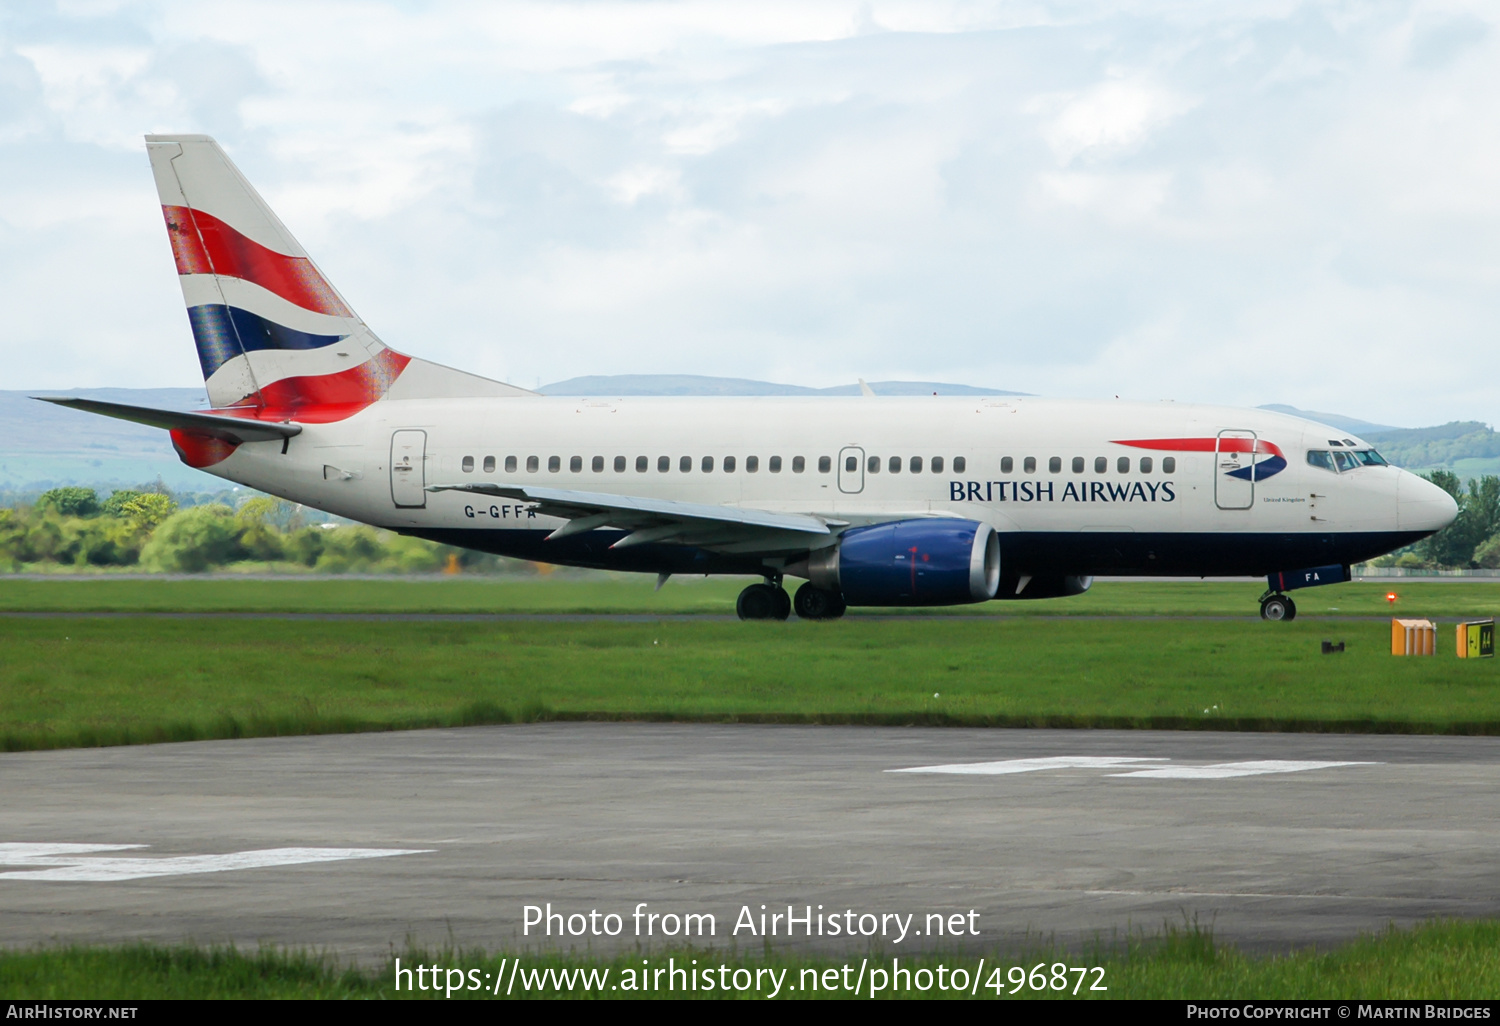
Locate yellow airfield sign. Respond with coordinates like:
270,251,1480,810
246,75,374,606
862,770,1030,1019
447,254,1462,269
1456,620,1495,659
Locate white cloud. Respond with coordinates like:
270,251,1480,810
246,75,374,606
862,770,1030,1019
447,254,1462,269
1033,77,1197,165
0,0,1497,427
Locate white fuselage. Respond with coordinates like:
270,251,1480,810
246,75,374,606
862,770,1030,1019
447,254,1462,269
193,394,1454,582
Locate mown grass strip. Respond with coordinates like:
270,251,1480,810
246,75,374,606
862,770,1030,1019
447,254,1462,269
2,920,1497,999
0,578,1496,618
1,615,1497,753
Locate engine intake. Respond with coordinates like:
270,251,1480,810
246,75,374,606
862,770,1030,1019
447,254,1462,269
809,519,1000,606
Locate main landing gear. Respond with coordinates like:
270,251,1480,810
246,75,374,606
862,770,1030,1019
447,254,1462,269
735,579,848,620
1259,593,1297,622
736,580,791,621
793,582,846,621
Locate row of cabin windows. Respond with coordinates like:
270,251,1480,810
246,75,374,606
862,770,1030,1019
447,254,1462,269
994,455,1176,475
454,454,1172,476
858,455,965,474
459,454,971,475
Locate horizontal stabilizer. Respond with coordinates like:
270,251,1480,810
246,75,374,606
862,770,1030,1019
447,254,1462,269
33,397,301,445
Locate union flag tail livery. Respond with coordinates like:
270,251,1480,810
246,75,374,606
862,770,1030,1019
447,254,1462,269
35,134,1459,622
145,134,529,419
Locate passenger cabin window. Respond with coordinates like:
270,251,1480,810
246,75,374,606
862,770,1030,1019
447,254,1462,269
1049,457,1061,473
1094,456,1107,473
613,456,626,472
1140,457,1152,473
527,456,539,473
637,456,648,472
746,456,759,472
723,456,736,472
1117,457,1129,473
592,456,604,472
954,456,967,473
702,456,714,472
680,456,692,472
658,456,670,472
910,456,922,473
888,456,900,473
1307,450,1335,472
1072,457,1085,473
1001,457,1013,474
462,455,474,473
867,456,880,473
846,455,858,472
570,456,582,472
484,456,496,473
505,456,517,473
548,456,560,472
931,456,944,473
769,456,782,473
1023,456,1036,474
1163,457,1176,473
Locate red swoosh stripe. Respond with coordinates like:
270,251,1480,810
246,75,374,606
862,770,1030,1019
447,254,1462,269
162,205,352,318
175,350,413,467
220,349,412,422
1112,437,1284,458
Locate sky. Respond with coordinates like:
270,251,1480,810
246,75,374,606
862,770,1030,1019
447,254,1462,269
1,0,1497,427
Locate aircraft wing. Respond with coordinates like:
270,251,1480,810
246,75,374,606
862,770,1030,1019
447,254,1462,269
428,482,844,552
34,397,301,445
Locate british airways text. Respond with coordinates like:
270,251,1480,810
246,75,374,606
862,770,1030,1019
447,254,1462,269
949,480,1177,503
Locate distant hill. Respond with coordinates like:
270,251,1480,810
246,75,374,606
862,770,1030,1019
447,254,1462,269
1256,405,1397,435
1361,422,1500,474
540,375,1025,397
1259,405,1499,474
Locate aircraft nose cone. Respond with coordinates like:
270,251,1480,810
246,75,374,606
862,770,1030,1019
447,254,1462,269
1398,472,1459,533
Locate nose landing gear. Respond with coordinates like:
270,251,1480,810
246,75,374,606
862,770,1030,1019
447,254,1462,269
1259,592,1297,621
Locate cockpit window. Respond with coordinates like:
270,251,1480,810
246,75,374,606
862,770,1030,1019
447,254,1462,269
1309,448,1388,472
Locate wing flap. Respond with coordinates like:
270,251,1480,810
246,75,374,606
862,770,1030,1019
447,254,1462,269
428,482,841,549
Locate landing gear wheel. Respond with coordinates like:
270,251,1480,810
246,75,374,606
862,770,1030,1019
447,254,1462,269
737,583,788,621
1260,594,1296,622
794,582,848,620
771,586,791,621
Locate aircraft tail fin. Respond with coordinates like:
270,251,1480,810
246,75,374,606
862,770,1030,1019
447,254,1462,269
145,134,532,414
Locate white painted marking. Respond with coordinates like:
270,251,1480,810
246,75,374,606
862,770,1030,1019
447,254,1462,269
889,756,1168,775
1109,760,1378,780
0,844,433,882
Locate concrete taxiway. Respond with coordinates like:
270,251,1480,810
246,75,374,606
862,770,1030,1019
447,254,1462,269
2,724,1497,959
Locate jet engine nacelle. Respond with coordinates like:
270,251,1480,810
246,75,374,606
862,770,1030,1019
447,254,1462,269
807,519,1000,606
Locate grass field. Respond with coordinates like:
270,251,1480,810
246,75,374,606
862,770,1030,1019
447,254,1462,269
0,576,1497,617
1,583,1497,751
2,920,1496,999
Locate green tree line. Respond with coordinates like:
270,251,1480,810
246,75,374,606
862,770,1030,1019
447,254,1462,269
6,476,1497,575
0,487,519,574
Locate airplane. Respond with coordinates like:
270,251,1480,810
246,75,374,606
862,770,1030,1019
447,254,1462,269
38,135,1458,622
